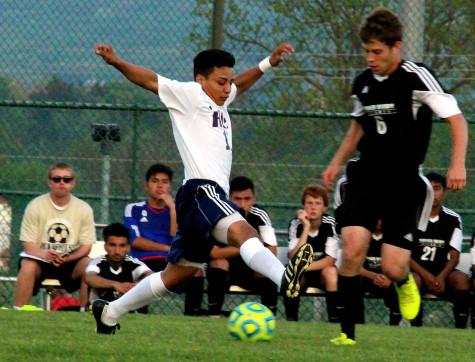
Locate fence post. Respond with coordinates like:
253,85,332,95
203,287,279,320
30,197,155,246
211,0,225,48
401,0,425,62
100,140,111,224
130,110,140,201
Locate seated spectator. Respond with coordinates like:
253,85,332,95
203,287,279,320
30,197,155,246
284,184,339,322
123,163,204,315
13,163,95,310
124,164,176,270
85,223,152,303
410,172,470,328
207,176,278,316
360,220,401,325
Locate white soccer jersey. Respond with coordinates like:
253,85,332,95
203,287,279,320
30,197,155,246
158,75,237,195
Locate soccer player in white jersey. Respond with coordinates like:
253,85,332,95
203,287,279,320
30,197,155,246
322,8,468,345
92,43,313,334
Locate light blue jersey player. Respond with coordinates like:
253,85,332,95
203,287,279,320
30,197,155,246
92,42,314,334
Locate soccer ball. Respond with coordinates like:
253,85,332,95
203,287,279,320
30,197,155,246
227,302,275,342
47,223,69,243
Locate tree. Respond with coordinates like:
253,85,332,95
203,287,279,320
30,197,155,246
191,0,474,114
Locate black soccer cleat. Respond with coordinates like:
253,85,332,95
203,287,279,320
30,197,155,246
92,299,120,335
281,243,313,298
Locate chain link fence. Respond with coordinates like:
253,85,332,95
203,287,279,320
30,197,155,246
0,1,474,326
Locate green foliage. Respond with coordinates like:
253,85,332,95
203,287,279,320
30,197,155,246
191,0,474,114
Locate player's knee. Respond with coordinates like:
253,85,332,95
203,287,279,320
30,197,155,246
381,264,406,282
227,221,258,246
341,247,366,268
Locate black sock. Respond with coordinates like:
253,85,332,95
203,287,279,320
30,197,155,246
389,309,402,326
338,275,362,340
257,278,278,315
410,304,423,327
326,291,341,323
284,294,300,321
184,277,204,315
453,290,469,329
207,268,228,314
385,285,401,326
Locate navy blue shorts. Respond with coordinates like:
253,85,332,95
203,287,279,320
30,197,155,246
167,179,239,264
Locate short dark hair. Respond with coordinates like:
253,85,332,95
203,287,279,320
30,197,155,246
360,7,402,46
426,172,447,190
301,184,329,207
230,176,255,194
193,49,235,79
103,222,130,242
145,163,173,182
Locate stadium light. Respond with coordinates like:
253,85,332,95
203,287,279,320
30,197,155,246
91,123,121,142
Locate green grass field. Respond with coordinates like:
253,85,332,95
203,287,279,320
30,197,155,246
0,310,473,362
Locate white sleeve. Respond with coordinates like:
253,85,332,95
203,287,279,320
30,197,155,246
351,94,365,117
449,228,463,252
471,245,475,266
158,75,201,114
131,259,152,281
287,219,299,250
258,225,277,246
413,91,462,119
324,236,339,259
85,258,101,274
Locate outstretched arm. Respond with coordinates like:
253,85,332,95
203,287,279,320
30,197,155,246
321,120,363,189
445,113,468,190
234,43,294,96
95,44,158,94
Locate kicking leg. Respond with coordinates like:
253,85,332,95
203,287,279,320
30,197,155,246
218,218,312,298
93,263,198,334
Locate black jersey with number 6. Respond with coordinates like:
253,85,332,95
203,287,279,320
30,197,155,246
352,61,459,175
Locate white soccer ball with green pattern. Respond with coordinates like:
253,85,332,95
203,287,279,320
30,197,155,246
227,302,275,342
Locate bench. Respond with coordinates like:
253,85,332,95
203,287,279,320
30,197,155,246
226,246,472,301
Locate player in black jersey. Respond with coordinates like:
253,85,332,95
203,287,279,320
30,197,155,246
323,8,468,345
284,184,340,322
410,173,470,328
85,223,152,303
207,176,278,315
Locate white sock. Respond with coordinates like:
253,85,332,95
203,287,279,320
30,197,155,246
105,272,169,324
240,237,285,287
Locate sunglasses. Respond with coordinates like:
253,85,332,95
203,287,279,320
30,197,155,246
50,176,74,184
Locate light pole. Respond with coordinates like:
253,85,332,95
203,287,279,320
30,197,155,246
91,123,121,224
